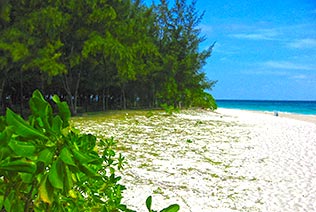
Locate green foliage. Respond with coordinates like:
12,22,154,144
0,27,30,64
191,92,218,110
145,111,154,118
0,90,179,211
204,93,218,110
146,196,180,212
0,90,126,211
0,1,11,23
26,40,67,76
0,0,217,114
186,139,193,143
160,103,179,115
151,0,217,108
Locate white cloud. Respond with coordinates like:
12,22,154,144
232,33,271,40
290,74,316,84
291,74,308,79
231,29,280,41
288,38,316,49
241,70,288,76
263,61,315,70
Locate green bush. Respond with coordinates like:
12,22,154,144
160,103,179,115
0,90,179,212
192,92,217,110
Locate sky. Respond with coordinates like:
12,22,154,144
143,0,316,100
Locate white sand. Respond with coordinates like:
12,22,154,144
74,109,316,212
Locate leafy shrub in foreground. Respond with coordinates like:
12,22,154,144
0,90,179,212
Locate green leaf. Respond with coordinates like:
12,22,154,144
0,126,13,146
51,93,71,126
160,204,180,212
6,108,48,140
56,101,71,128
3,190,24,211
72,149,97,164
29,90,53,130
0,146,12,160
8,140,36,157
63,164,73,192
36,117,44,128
146,196,152,211
38,148,54,166
0,159,37,173
52,115,63,133
39,174,54,205
3,190,13,212
0,116,6,131
52,95,60,103
60,147,76,167
77,134,96,151
0,195,3,211
20,172,34,183
48,159,64,190
79,164,98,178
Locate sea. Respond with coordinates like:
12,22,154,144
216,100,316,115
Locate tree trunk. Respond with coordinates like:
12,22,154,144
84,95,88,112
121,84,126,110
62,69,81,116
61,41,82,115
102,88,106,111
106,87,109,110
151,83,156,108
62,75,71,113
73,70,81,114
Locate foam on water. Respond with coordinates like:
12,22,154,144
216,100,316,115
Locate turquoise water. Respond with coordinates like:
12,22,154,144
216,100,316,115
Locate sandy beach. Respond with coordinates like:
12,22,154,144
74,109,316,212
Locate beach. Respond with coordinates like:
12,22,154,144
74,109,316,212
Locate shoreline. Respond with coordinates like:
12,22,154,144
217,107,316,124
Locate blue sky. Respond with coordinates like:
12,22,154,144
144,0,316,100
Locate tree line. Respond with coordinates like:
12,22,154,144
0,0,217,115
